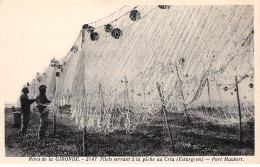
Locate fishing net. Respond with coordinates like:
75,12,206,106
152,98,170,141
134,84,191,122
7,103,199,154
26,5,254,133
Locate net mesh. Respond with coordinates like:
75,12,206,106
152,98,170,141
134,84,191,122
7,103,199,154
25,5,254,133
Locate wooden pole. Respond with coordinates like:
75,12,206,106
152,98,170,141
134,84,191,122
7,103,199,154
124,76,130,111
206,78,211,106
156,82,174,153
99,83,105,120
100,84,105,108
206,78,212,117
83,126,87,156
215,81,222,105
235,76,243,143
34,82,36,114
175,65,190,124
98,83,104,148
82,86,87,156
52,61,57,136
53,114,56,135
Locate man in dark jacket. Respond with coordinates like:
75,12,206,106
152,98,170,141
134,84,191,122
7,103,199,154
36,85,52,139
20,87,35,134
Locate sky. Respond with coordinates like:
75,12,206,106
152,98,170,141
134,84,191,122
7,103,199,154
0,0,126,104
0,0,256,105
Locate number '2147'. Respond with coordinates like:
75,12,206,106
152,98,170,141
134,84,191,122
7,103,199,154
86,157,97,161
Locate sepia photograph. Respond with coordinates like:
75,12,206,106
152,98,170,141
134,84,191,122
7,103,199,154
0,0,258,163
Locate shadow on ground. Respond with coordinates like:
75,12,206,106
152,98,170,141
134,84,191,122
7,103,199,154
5,108,254,157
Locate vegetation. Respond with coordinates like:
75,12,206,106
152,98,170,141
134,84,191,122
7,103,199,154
5,106,254,157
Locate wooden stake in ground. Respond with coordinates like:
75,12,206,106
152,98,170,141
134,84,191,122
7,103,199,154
206,78,211,106
82,86,87,156
53,114,56,135
52,69,58,136
52,95,56,136
98,83,104,149
175,65,190,124
215,81,222,105
99,83,105,108
205,78,212,118
235,76,243,143
124,76,130,109
156,82,174,153
99,83,105,121
83,126,87,156
33,82,36,114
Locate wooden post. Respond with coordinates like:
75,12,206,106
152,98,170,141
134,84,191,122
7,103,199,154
82,86,87,156
99,83,105,120
99,84,105,108
34,82,36,114
215,81,222,105
235,76,242,143
52,61,58,136
125,76,130,108
156,82,174,153
83,126,87,156
53,84,57,135
206,78,211,106
175,65,190,124
206,78,212,117
124,76,130,108
53,114,56,135
124,76,131,112
98,83,104,149
34,82,35,95
53,113,56,135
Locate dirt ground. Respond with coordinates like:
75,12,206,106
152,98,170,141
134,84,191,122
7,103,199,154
5,107,254,157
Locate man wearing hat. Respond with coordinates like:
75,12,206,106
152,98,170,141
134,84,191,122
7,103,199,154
36,85,52,139
20,87,36,134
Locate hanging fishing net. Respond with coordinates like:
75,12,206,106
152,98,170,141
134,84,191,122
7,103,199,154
25,5,254,133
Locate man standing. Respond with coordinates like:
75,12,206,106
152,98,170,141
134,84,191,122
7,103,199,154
36,85,52,140
20,87,35,134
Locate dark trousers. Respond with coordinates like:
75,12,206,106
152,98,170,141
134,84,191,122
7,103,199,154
39,111,49,139
21,113,30,134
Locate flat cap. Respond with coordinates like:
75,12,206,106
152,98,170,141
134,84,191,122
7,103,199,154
39,85,47,89
22,87,28,91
